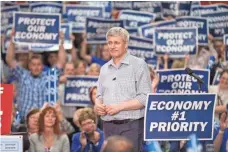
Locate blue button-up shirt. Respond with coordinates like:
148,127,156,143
12,65,60,118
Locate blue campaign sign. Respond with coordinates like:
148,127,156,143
139,20,176,39
176,16,209,45
30,2,62,14
191,5,217,16
61,23,72,50
132,2,162,19
14,12,60,45
1,6,19,34
63,76,98,106
217,4,228,12
3,26,29,54
112,1,132,11
65,5,104,33
30,44,58,52
19,4,31,12
128,46,157,66
154,27,198,57
144,93,216,141
119,10,156,28
161,2,192,18
201,11,228,39
129,36,153,48
126,27,138,36
82,1,112,19
156,69,210,93
0,135,23,152
86,17,124,44
225,34,228,61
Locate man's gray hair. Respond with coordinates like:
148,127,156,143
106,27,129,42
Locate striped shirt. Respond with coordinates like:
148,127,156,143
97,52,152,121
12,65,60,118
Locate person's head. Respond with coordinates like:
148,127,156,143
16,53,29,69
101,44,111,61
47,52,58,67
106,27,129,60
75,60,87,75
26,108,40,133
87,63,100,76
102,135,135,152
64,62,75,75
38,106,60,135
73,108,84,128
89,86,97,105
219,69,228,90
171,59,185,69
78,108,97,135
28,54,43,76
213,40,225,59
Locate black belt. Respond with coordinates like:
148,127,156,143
106,117,143,124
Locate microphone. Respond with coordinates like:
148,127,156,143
185,67,204,84
112,77,116,81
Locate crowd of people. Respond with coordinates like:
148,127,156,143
1,1,228,152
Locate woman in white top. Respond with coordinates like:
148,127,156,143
29,106,70,152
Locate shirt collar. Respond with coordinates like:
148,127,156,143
108,52,130,67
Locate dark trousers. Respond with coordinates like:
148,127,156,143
103,117,144,152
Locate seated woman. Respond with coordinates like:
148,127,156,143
29,106,70,152
71,108,104,152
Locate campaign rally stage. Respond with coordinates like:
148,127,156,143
144,93,216,141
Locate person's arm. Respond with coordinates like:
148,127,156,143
60,119,75,135
106,62,152,115
6,29,17,69
93,131,104,152
61,134,70,152
56,31,66,69
214,113,227,152
80,38,92,63
215,105,227,113
71,133,86,152
163,54,169,69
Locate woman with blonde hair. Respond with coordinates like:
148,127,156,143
29,106,70,152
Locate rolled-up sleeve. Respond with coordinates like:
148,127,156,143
134,62,152,106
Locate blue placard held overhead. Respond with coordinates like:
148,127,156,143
63,76,98,106
156,69,209,93
132,2,162,19
176,16,209,45
119,10,156,28
30,2,62,14
217,4,228,12
126,27,138,36
129,36,153,48
61,23,72,50
14,12,60,45
161,2,192,18
128,46,157,67
144,93,216,141
86,17,124,44
65,5,104,33
139,20,176,40
154,27,197,57
191,5,217,17
1,6,19,34
82,1,112,19
201,11,228,39
112,1,132,11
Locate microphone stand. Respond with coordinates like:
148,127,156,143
197,80,203,92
